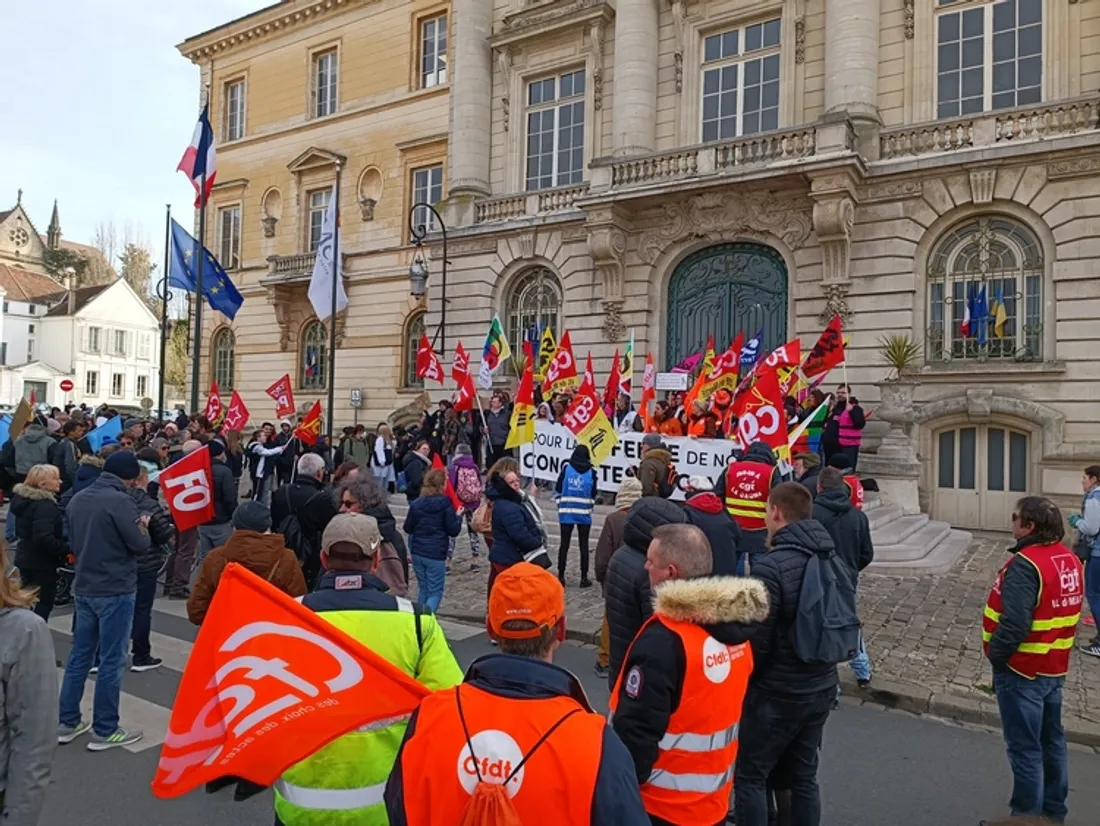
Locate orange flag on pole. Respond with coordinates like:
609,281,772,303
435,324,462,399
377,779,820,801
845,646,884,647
151,564,429,799
294,401,322,445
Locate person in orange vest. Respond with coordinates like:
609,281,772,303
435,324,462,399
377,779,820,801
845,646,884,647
647,401,685,438
686,400,718,439
715,441,781,569
610,524,767,826
383,562,650,826
711,389,735,439
980,497,1083,824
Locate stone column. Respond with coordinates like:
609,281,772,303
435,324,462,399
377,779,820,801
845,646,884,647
824,0,881,145
447,0,493,204
611,0,658,156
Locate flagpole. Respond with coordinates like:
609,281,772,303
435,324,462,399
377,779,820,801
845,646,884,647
326,162,342,441
190,171,206,414
158,204,171,423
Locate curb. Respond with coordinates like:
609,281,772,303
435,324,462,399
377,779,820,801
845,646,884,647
837,672,1100,750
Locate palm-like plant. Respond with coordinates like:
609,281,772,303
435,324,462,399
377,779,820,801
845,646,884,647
878,334,922,380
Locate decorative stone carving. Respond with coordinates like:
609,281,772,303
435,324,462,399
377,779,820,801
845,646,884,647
334,308,348,348
860,180,922,203
969,169,996,204
357,166,383,220
1047,156,1100,181
795,17,806,64
261,186,282,239
602,299,626,342
671,0,685,92
497,48,513,131
499,0,596,33
266,285,295,352
590,22,605,109
820,282,852,324
904,0,914,39
965,388,994,422
637,192,813,265
359,197,377,221
588,222,627,341
261,216,278,238
812,193,855,324
516,231,536,259
875,379,920,463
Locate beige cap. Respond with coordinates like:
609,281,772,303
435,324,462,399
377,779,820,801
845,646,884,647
321,513,382,558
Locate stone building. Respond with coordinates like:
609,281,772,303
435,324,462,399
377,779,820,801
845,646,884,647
422,0,1100,538
177,0,453,426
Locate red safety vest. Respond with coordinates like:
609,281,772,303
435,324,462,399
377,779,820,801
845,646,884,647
610,615,751,825
396,684,604,825
844,475,864,510
724,461,773,531
982,543,1083,678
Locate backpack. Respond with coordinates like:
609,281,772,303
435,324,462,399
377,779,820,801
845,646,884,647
276,485,326,568
788,548,861,664
453,687,579,826
455,465,483,505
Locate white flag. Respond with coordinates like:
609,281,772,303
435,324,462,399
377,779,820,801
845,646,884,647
307,191,348,321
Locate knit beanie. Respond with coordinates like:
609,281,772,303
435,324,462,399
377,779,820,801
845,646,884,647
616,477,644,510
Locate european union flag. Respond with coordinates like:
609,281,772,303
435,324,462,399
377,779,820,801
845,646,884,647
169,218,244,320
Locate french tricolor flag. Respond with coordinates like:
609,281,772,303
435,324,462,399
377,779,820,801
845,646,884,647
177,104,217,208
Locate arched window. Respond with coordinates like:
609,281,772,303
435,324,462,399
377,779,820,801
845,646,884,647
212,328,235,391
926,216,1043,363
505,267,562,357
403,311,426,388
300,320,328,390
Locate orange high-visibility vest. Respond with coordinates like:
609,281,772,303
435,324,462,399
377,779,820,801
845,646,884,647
724,461,773,531
610,615,751,825
844,474,864,509
982,543,1083,678
396,684,604,825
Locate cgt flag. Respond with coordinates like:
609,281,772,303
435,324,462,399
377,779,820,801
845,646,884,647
222,391,249,432
603,349,622,411
733,368,790,461
415,335,445,386
453,371,477,413
543,330,579,395
158,445,216,532
582,351,595,389
451,341,470,384
151,563,429,799
265,375,296,419
295,402,323,446
204,381,223,424
802,315,845,378
697,332,744,402
506,359,536,449
561,383,619,467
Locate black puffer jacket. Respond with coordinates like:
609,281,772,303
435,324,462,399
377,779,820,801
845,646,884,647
365,503,409,579
10,484,68,574
127,488,175,574
812,486,874,574
604,497,688,686
747,520,842,696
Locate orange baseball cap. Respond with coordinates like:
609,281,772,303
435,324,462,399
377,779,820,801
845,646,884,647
488,562,565,640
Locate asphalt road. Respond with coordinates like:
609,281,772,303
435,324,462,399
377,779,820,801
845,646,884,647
39,599,1100,826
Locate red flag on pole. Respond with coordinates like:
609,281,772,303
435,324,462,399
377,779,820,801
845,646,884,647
733,368,790,459
639,352,656,428
265,375,296,419
802,316,845,378
294,401,322,446
204,381,223,423
158,445,216,532
431,453,464,512
583,352,595,388
415,334,445,385
453,372,476,413
451,341,470,384
542,330,578,395
603,349,622,410
222,391,249,431
762,338,802,371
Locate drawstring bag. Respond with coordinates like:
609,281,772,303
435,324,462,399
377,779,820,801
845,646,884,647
453,687,578,826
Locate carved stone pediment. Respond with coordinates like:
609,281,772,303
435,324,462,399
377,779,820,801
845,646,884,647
491,0,614,47
637,191,813,265
287,147,347,174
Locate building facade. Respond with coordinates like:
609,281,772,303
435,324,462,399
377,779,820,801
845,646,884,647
178,0,453,428
417,0,1100,531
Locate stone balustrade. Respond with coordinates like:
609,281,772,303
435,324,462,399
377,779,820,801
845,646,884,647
267,251,316,276
473,194,527,223
879,119,975,159
611,149,700,186
537,184,590,212
473,185,590,224
714,128,817,170
995,96,1100,142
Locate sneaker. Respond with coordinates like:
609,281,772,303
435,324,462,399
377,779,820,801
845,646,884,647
579,578,593,589
167,591,190,600
89,665,99,675
857,677,872,689
594,663,609,677
469,561,481,572
58,721,91,744
131,655,163,673
1079,642,1100,658
87,727,143,752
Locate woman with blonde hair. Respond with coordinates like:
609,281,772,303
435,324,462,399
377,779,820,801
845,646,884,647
372,423,396,493
1,540,58,824
10,464,68,620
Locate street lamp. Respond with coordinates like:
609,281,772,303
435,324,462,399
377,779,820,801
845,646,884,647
408,202,447,352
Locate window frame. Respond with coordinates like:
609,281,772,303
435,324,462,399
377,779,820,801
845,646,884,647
505,267,563,359
300,319,328,391
311,47,340,119
403,310,427,389
524,68,587,192
218,203,242,270
307,188,333,252
113,329,128,357
110,373,125,398
212,327,236,392
136,375,148,400
85,370,98,397
419,13,448,89
86,325,101,354
26,338,33,362
138,333,150,360
224,76,246,142
410,164,444,234
698,18,783,143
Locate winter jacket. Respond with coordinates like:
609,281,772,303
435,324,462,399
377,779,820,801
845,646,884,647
248,440,283,480
270,475,339,546
595,508,630,586
637,448,675,498
67,473,151,598
715,441,781,556
812,486,874,574
485,473,545,567
403,452,431,501
343,436,371,469
403,494,461,561
126,487,175,574
798,465,822,498
10,485,68,574
747,520,842,696
208,458,238,525
605,497,689,685
13,425,52,477
611,577,769,784
483,408,511,448
984,534,1058,673
274,432,298,476
0,607,58,826
188,530,308,625
448,454,482,513
49,437,82,490
365,503,409,579
682,491,741,576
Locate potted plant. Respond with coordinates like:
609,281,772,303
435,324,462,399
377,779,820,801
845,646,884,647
874,334,921,459
878,333,922,381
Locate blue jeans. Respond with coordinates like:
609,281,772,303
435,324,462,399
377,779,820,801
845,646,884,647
5,511,15,543
992,670,1069,821
59,594,135,736
1086,557,1100,645
412,555,446,614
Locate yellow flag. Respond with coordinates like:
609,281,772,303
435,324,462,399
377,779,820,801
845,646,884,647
561,388,619,467
702,333,717,376
505,360,536,449
536,328,557,380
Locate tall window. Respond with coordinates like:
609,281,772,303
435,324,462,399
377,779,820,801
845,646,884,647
701,18,781,142
927,216,1043,363
85,370,98,396
506,268,562,357
138,333,150,360
308,189,332,251
225,79,245,141
111,373,125,397
300,320,328,391
26,338,33,362
936,0,1041,119
113,329,128,356
218,205,242,269
86,326,102,354
313,50,339,118
137,376,148,399
411,165,444,232
420,15,448,88
213,327,236,391
404,311,426,388
526,69,586,191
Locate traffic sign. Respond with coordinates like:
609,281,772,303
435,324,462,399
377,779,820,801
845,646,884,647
60,379,74,392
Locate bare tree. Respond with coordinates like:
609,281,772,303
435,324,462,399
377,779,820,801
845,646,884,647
91,221,119,268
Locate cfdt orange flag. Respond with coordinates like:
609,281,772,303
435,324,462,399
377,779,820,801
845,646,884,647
431,453,464,512
542,330,579,395
733,367,790,460
415,334,445,385
295,401,322,445
151,564,429,799
158,445,216,532
802,315,845,378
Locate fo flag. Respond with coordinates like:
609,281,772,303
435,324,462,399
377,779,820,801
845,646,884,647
159,445,216,532
416,335,444,385
265,374,296,419
561,384,619,467
223,391,249,431
802,315,845,378
763,338,801,371
151,564,429,799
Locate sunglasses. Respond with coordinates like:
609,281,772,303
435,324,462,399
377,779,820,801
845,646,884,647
340,498,358,508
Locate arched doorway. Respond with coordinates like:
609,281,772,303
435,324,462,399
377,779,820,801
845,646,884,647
932,422,1031,531
666,242,788,367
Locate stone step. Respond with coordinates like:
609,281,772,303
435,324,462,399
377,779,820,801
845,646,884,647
867,528,974,577
867,502,904,531
870,513,929,547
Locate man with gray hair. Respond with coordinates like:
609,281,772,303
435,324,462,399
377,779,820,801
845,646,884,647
271,451,339,586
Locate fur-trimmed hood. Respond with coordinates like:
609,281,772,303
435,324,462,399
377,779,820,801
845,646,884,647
79,454,105,468
655,576,769,625
11,483,57,503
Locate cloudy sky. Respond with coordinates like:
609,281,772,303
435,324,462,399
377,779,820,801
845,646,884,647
0,0,263,268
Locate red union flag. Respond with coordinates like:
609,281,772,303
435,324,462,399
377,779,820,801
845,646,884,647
763,338,802,370
151,563,429,799
204,381,222,423
159,445,216,532
542,330,579,395
802,315,845,378
561,383,618,466
453,371,476,413
734,368,790,461
451,341,470,384
415,334,445,385
222,391,250,432
265,374,296,419
295,402,322,446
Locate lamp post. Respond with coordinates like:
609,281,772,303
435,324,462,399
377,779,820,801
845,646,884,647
408,203,447,353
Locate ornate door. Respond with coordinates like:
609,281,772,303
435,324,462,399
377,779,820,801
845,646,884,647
666,243,788,367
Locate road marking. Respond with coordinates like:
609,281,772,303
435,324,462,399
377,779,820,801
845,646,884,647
48,613,192,674
55,669,170,754
437,619,484,641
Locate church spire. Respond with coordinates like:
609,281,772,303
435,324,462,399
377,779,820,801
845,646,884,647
47,199,61,249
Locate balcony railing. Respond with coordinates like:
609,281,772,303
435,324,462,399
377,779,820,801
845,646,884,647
473,183,590,224
879,95,1100,160
267,252,316,276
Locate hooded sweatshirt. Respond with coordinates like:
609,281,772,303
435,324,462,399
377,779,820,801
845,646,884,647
14,424,52,476
812,486,874,574
682,491,741,576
